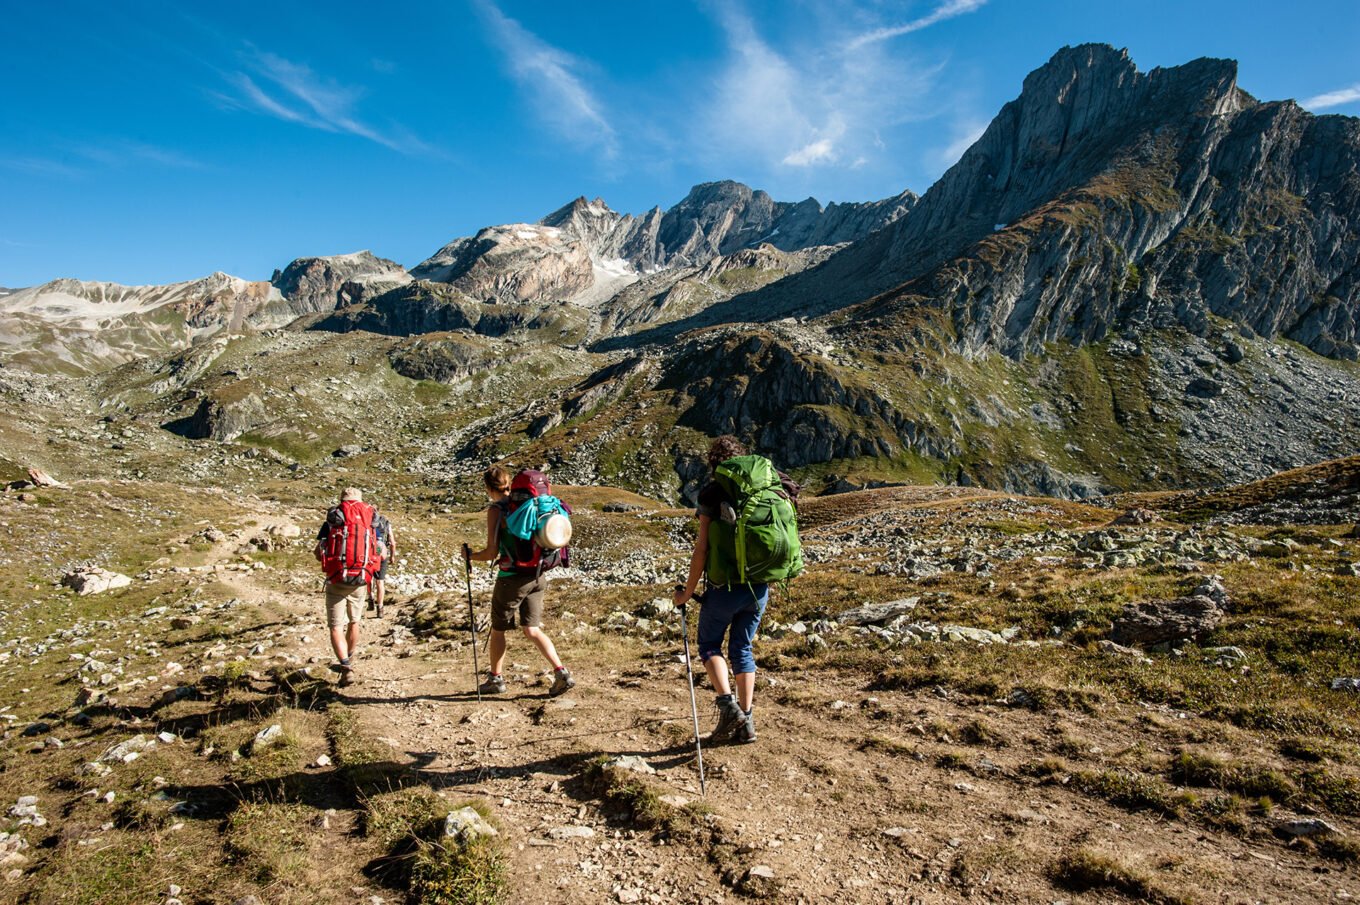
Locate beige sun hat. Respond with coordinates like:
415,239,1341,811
341,487,363,501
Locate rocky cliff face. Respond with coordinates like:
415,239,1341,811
748,45,1359,363
269,251,410,317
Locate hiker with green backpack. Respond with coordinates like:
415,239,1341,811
674,436,803,744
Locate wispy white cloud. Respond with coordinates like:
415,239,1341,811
475,1,618,159
0,156,85,179
221,46,429,154
698,5,947,179
67,140,205,170
848,0,988,50
1303,83,1360,110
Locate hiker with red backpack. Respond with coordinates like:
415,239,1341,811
463,465,575,697
674,436,803,744
313,487,385,687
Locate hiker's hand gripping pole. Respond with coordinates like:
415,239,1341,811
463,544,481,702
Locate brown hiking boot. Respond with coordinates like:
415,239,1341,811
338,666,356,687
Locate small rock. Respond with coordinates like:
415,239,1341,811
1276,818,1340,839
738,865,780,898
602,755,655,775
443,807,497,847
250,724,284,754
548,826,596,840
1331,678,1360,692
836,598,920,627
313,754,332,768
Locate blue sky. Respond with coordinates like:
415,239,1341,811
3,0,1358,287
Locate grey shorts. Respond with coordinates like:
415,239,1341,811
490,572,545,630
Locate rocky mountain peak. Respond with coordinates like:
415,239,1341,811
269,250,410,317
541,196,619,227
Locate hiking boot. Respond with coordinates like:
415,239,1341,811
478,673,506,695
338,666,356,687
374,603,384,619
549,667,575,697
736,709,757,744
708,695,745,743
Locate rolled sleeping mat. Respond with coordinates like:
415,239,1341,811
534,512,572,550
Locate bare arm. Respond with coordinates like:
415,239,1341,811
466,507,501,562
674,515,710,604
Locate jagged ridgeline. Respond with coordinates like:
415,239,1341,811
4,43,1359,499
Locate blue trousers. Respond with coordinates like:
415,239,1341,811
697,584,768,674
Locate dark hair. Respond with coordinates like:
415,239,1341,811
706,435,747,470
483,465,512,493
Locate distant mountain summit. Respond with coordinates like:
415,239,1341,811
270,250,410,317
406,180,916,308
730,44,1359,361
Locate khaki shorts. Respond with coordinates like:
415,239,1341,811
326,582,366,628
490,572,545,630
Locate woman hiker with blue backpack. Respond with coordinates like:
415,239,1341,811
674,436,804,745
463,465,575,697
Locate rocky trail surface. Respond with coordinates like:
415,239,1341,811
5,479,1356,904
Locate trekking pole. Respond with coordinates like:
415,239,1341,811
464,546,482,702
675,585,706,795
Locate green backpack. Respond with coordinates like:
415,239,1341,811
707,455,804,586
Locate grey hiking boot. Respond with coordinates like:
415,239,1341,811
709,694,745,743
338,665,356,687
478,673,506,695
549,667,575,697
736,708,757,744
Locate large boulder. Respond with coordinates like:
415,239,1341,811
62,568,132,596
1109,578,1230,647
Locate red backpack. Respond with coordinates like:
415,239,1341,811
320,500,383,585
497,469,570,574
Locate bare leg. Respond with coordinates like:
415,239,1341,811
329,627,350,662
522,626,563,670
734,671,755,711
488,629,507,674
375,580,385,608
346,622,359,659
703,654,733,697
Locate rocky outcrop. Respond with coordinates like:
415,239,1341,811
388,334,533,384
163,392,268,442
314,281,569,337
1109,577,1230,646
657,329,957,469
270,251,410,317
